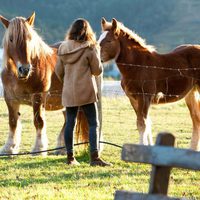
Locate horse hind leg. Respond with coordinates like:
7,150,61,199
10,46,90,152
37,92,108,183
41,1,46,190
75,109,89,148
185,87,200,151
55,109,89,155
55,110,66,155
0,101,22,154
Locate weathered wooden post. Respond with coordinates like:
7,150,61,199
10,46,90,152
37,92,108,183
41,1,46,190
149,133,175,195
115,132,200,200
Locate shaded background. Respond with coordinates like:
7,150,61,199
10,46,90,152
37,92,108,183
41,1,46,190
1,0,200,79
0,0,200,53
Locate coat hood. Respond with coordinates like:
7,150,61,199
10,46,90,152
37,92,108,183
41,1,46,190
58,40,91,64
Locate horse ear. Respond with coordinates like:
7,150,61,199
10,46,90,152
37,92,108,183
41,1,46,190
101,17,107,25
26,12,35,26
101,17,108,30
0,15,9,28
112,18,120,37
112,18,118,30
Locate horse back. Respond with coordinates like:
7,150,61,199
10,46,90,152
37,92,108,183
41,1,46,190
119,44,200,104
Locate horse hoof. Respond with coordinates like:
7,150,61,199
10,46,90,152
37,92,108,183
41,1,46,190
0,146,19,156
31,152,47,156
31,148,48,156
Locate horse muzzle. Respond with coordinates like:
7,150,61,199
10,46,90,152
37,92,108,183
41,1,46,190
100,51,110,63
100,55,110,64
17,64,32,80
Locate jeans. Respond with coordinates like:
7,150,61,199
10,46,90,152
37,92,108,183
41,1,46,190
64,103,99,154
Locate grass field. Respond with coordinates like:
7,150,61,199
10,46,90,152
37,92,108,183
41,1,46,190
0,96,199,200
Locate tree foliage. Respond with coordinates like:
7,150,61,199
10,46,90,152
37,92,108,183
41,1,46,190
0,0,200,52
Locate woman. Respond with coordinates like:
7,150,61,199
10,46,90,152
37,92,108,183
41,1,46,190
55,18,111,166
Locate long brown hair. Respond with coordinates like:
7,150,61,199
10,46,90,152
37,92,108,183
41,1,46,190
65,18,97,45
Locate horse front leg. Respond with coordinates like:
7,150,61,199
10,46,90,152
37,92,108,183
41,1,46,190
185,88,200,151
0,100,21,154
137,115,152,145
32,94,48,156
133,96,152,145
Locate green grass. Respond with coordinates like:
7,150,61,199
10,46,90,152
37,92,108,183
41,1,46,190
0,96,200,200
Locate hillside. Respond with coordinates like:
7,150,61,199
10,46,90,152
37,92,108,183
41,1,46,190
1,0,200,53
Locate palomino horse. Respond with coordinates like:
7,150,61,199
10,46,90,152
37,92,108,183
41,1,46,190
0,13,89,155
99,18,200,151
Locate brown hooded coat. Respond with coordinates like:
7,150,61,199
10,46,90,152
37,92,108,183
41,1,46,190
55,40,102,107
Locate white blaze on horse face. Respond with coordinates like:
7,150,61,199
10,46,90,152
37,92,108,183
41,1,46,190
98,31,108,44
98,31,115,64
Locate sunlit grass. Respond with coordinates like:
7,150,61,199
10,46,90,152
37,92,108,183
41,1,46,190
0,96,199,200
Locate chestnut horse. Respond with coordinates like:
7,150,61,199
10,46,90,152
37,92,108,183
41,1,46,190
99,18,200,151
0,13,89,155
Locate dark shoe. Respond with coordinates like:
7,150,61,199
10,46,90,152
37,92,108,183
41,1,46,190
67,153,80,165
90,151,112,166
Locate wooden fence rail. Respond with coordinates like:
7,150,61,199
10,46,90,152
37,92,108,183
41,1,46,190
115,132,200,200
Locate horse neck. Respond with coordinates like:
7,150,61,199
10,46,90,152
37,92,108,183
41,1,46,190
32,48,57,73
115,36,153,77
116,36,151,64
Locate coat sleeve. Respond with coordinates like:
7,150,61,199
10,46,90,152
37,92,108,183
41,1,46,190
89,46,103,76
55,57,64,82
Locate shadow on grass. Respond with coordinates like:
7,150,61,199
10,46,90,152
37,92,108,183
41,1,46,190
0,168,121,188
0,151,88,169
0,151,139,188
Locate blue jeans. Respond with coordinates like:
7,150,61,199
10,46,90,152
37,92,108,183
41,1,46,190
64,103,99,154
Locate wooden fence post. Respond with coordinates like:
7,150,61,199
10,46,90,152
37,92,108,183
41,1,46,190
149,132,175,194
115,132,200,200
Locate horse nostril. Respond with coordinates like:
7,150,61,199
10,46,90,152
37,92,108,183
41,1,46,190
18,66,23,73
18,66,29,76
24,68,29,74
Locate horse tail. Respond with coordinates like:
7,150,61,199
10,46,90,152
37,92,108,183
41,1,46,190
75,109,89,148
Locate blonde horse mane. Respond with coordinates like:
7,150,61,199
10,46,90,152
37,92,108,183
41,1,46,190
116,21,156,52
2,17,53,67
